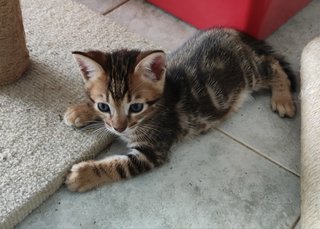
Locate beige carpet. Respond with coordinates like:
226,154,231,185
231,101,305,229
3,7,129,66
301,36,320,229
0,0,158,228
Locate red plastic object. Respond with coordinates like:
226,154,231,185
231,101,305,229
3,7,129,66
147,0,310,39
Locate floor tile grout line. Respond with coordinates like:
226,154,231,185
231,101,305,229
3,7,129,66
102,0,130,15
290,215,300,229
216,128,300,178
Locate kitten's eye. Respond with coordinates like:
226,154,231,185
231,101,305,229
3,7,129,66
129,103,144,113
97,103,110,113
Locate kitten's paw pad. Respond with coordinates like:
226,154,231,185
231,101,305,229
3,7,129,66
63,103,96,128
65,161,99,192
271,95,296,118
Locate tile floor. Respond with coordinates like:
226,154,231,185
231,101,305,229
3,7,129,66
18,0,320,228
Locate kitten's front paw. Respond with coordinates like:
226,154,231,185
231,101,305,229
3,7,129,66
65,161,101,192
271,93,296,118
64,103,97,128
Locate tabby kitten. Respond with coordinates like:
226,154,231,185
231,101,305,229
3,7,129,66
64,28,295,192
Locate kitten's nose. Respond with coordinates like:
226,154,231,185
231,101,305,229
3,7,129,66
114,126,126,133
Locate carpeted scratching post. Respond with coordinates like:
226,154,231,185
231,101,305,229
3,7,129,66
0,0,29,86
300,36,320,229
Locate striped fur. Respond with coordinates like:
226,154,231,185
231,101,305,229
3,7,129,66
64,28,296,192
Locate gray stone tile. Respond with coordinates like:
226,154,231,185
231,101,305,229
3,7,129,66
218,1,320,175
107,0,198,51
74,0,128,14
266,0,320,74
218,93,301,174
18,132,299,229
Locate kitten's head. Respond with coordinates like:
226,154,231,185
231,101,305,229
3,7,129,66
72,49,166,135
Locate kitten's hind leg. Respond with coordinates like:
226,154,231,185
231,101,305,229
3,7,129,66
64,101,100,128
270,60,296,118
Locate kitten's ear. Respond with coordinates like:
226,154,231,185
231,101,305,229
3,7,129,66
134,51,166,82
72,51,105,81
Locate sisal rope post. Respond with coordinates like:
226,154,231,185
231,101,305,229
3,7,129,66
0,0,29,86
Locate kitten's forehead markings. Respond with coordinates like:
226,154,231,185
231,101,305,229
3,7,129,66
110,77,126,101
109,54,128,101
